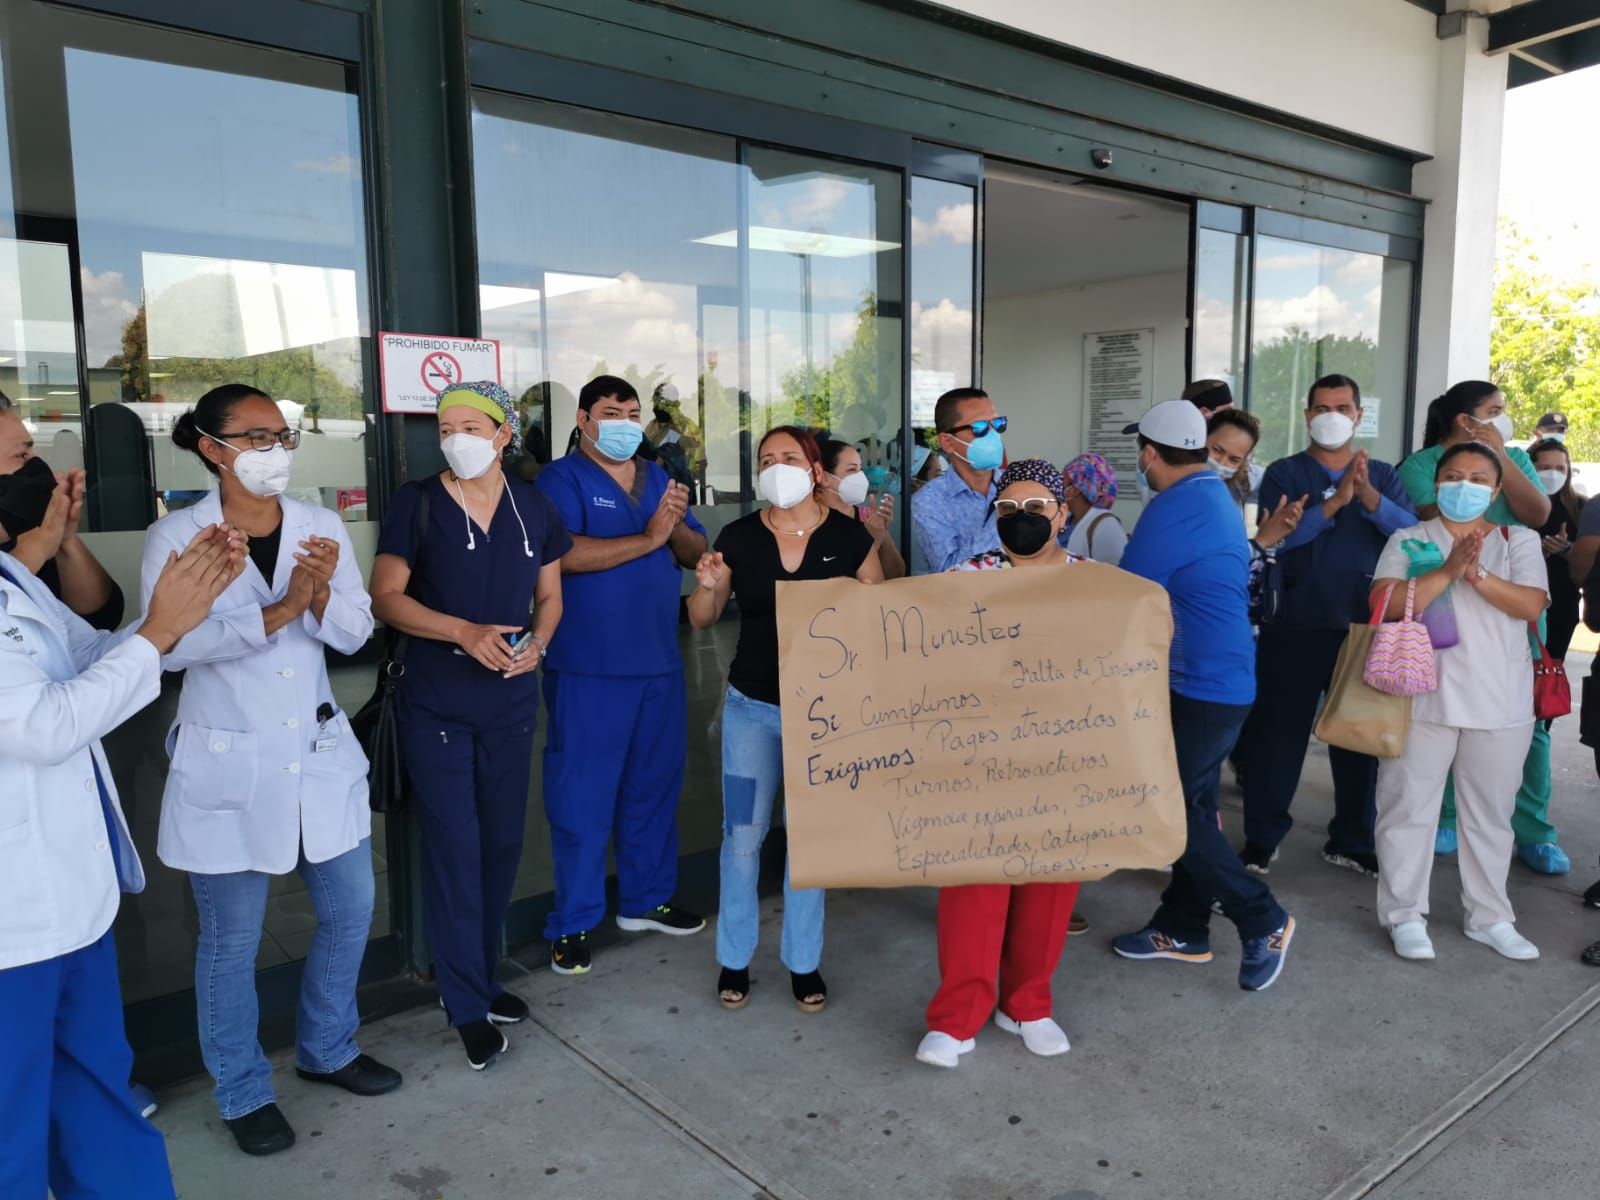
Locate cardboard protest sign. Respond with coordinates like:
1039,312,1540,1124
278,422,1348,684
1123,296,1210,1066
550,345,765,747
775,563,1186,888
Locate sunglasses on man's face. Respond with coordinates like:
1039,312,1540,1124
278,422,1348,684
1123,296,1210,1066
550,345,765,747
944,416,1008,438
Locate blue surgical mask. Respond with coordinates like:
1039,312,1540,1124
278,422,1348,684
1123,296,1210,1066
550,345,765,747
1437,480,1494,522
863,464,890,489
1136,466,1152,501
589,418,644,462
1546,431,1567,443
958,428,1004,472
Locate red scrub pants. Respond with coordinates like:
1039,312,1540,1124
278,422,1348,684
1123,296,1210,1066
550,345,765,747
925,881,1079,1040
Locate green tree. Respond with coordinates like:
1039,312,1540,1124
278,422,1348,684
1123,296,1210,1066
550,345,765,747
1492,222,1600,459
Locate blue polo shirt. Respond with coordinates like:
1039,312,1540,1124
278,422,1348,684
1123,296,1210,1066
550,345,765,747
911,465,999,574
1120,471,1255,706
378,475,571,726
1260,452,1415,630
534,453,705,677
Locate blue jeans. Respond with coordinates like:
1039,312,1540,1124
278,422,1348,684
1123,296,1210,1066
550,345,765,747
1153,693,1287,943
0,932,175,1199
716,686,824,973
190,838,374,1119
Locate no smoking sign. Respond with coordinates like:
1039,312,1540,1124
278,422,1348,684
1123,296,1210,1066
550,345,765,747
380,332,501,414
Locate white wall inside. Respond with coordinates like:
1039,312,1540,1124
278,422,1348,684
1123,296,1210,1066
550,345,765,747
983,268,1189,526
930,0,1442,154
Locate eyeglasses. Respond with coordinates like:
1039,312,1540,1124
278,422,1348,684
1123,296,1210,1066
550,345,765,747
944,416,1008,438
213,428,302,451
994,497,1060,518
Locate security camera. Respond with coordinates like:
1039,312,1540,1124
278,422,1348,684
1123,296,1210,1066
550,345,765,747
1090,148,1113,170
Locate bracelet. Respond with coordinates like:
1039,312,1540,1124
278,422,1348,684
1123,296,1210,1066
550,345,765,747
529,634,547,655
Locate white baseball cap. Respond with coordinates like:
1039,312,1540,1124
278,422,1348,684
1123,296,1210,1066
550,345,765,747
1121,399,1207,451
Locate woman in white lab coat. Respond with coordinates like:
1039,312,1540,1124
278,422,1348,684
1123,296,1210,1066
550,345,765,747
140,384,400,1159
1,515,239,1200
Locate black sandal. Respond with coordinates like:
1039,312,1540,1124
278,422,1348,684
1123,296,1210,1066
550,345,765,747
718,966,749,1010
791,969,827,1014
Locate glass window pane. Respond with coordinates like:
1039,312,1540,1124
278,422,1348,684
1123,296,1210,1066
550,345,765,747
50,19,381,1003
1249,235,1413,465
65,40,372,535
745,145,904,496
1192,226,1248,391
471,99,907,904
910,175,975,438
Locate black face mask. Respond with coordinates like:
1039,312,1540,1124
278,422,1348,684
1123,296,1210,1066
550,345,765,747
0,456,58,540
996,511,1055,558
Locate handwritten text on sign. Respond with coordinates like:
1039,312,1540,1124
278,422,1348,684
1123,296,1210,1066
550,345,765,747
775,564,1186,889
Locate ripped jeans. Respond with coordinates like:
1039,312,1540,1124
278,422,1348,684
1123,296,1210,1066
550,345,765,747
716,685,825,973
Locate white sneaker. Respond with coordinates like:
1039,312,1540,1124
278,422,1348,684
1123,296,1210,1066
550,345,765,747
993,1012,1070,1057
914,1031,975,1069
1389,921,1435,961
1465,921,1539,961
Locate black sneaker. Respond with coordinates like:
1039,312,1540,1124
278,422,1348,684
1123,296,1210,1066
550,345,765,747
1323,849,1380,879
1583,877,1600,910
488,991,530,1025
551,932,591,975
224,1102,296,1156
459,1018,508,1071
616,904,706,936
1240,843,1278,875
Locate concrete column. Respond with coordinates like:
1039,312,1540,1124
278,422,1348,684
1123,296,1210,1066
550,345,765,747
1411,6,1508,442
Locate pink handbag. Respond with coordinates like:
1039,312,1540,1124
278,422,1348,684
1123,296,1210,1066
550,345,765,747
1363,580,1437,697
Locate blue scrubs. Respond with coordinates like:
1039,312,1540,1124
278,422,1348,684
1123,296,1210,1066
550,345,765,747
535,453,704,937
378,476,571,1025
0,561,173,1199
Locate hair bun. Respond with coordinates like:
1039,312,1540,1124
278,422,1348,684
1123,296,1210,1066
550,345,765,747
171,409,200,451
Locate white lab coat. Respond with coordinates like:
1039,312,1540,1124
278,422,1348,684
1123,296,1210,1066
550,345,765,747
141,492,374,876
0,551,153,971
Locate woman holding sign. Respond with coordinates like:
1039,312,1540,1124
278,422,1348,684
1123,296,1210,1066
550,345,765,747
688,426,883,1013
917,458,1083,1069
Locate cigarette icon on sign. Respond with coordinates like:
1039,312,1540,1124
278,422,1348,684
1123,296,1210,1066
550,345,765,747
421,351,462,393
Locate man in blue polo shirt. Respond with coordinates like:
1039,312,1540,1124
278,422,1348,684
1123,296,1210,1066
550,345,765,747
534,376,709,976
1111,400,1294,992
910,387,1004,573
1235,374,1414,880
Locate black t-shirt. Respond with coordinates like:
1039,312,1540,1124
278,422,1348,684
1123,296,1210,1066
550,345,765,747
248,520,284,589
714,508,875,705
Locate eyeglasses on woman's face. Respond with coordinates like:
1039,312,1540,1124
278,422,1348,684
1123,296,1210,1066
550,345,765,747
213,427,301,451
994,496,1059,518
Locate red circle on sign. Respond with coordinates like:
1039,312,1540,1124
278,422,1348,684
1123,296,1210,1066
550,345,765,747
421,351,462,394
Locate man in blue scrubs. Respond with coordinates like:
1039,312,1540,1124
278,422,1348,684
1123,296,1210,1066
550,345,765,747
534,376,709,975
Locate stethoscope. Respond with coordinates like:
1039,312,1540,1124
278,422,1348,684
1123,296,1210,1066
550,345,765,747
450,473,533,557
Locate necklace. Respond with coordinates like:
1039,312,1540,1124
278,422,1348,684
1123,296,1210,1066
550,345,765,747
765,506,824,538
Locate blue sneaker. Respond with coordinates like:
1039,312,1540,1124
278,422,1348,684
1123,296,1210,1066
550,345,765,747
1434,827,1457,856
1239,916,1295,992
1518,842,1570,875
1111,926,1213,963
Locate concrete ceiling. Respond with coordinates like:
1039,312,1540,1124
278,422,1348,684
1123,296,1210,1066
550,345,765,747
982,164,1191,299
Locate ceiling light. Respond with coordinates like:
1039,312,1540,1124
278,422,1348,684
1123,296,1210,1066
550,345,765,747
544,272,623,299
479,284,542,312
46,390,78,396
694,226,901,258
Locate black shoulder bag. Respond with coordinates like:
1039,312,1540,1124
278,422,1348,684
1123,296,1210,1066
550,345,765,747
352,483,429,812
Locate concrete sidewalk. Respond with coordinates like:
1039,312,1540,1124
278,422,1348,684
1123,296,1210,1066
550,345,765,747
156,724,1600,1200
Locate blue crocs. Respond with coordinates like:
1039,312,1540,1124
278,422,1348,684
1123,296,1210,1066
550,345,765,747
1435,827,1457,855
1518,842,1570,876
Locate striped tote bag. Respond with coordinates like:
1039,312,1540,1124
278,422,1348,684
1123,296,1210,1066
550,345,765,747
1363,580,1436,697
